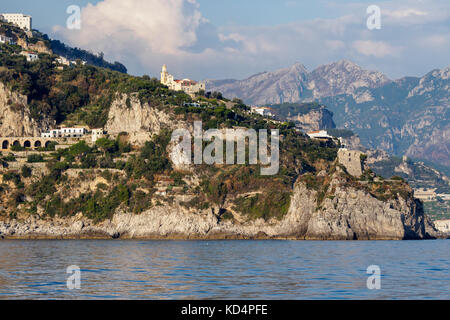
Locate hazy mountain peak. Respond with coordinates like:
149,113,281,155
433,65,450,79
319,59,361,71
207,60,392,105
289,62,308,72
306,60,390,100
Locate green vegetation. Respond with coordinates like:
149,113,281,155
2,171,21,186
233,191,291,221
423,200,450,221
0,37,192,127
17,131,172,222
48,38,127,73
27,154,44,163
125,129,172,181
0,23,421,226
21,165,32,178
371,157,450,193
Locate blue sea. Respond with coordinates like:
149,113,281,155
0,240,448,299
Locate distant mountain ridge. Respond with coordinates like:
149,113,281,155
206,60,390,105
207,61,450,169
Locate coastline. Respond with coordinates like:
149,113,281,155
1,180,444,241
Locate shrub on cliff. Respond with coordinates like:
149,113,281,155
27,154,44,163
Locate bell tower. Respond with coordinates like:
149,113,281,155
161,64,168,85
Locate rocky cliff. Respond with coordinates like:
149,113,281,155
0,171,440,240
105,94,176,144
287,107,335,132
0,82,52,137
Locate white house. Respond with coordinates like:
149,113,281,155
41,128,87,138
0,13,32,31
183,102,201,107
56,56,70,66
20,51,39,62
414,188,437,201
307,130,333,140
0,34,14,44
251,106,275,117
91,128,107,143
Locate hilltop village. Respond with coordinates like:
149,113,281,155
0,14,447,239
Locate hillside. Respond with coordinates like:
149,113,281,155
207,61,450,171
0,37,442,239
0,20,126,73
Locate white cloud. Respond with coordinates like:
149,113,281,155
51,0,450,80
385,9,428,18
53,0,207,68
352,40,401,58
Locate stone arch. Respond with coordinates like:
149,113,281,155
24,140,31,148
13,140,20,147
34,140,42,148
2,140,9,150
45,141,54,148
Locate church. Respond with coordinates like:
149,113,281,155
160,64,205,97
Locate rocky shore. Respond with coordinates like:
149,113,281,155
0,181,443,240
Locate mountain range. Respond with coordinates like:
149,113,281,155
206,60,449,169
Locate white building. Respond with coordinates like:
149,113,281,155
160,64,205,97
56,56,70,66
183,102,201,107
1,13,32,31
414,188,437,201
0,34,14,44
250,106,275,117
91,128,107,143
41,128,87,138
20,51,39,62
307,130,333,140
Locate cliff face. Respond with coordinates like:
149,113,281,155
16,38,52,55
298,184,430,240
0,82,52,137
105,94,175,144
287,107,335,132
0,174,440,240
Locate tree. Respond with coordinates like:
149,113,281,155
96,138,117,155
68,140,91,158
21,165,32,178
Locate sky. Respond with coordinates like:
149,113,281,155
1,0,449,80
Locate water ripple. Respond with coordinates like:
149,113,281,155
0,240,448,299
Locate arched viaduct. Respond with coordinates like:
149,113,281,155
1,137,60,150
